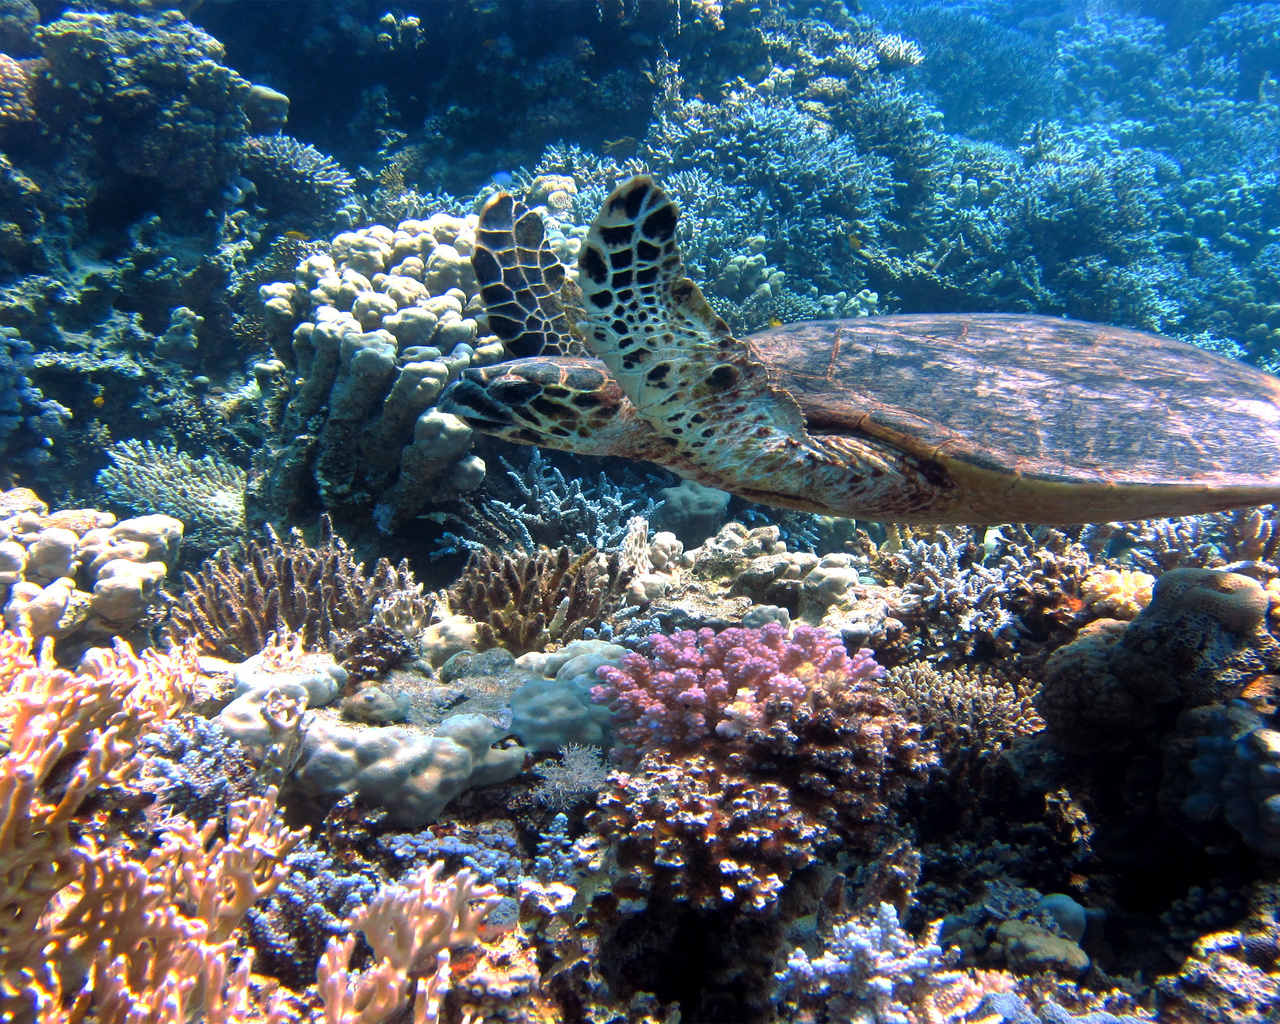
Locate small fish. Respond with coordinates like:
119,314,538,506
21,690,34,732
768,316,783,328
92,395,105,408
490,170,514,188
603,136,637,155
283,230,310,242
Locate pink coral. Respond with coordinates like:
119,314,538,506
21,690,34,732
592,622,884,756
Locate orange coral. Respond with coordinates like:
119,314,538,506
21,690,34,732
0,54,39,125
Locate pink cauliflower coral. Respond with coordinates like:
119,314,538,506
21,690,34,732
592,622,883,757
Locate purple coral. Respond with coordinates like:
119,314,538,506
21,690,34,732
591,622,884,756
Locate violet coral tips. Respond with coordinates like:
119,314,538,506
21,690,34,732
591,622,885,757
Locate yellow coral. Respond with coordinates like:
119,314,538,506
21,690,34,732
1081,568,1156,620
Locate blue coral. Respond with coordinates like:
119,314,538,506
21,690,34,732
244,838,380,986
380,822,524,896
0,327,69,467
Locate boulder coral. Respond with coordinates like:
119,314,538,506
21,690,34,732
1038,568,1279,753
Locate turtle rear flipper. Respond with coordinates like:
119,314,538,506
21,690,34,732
474,192,583,357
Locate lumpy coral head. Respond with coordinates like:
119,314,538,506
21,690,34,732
591,622,883,757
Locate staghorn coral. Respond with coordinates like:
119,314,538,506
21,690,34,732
775,901,1016,1024
452,449,664,554
448,544,633,655
96,438,246,555
166,515,418,661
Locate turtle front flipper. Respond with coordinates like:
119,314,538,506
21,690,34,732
578,177,813,471
438,357,713,478
576,177,952,519
473,192,582,357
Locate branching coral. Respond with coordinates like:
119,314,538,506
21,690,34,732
0,630,195,1020
448,544,632,655
318,861,503,1024
241,134,358,227
886,661,1044,817
587,624,931,912
592,622,883,755
96,438,246,554
166,515,418,661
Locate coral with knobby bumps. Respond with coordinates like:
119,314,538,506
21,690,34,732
592,622,884,757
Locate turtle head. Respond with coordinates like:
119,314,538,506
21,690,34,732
437,357,626,452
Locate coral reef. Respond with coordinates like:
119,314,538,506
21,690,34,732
4,3,1280,1022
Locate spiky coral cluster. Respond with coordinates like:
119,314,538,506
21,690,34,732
592,622,883,756
449,544,633,655
166,515,420,661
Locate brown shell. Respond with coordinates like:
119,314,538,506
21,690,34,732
751,314,1280,490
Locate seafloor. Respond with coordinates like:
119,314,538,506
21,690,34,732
1,1,1279,1022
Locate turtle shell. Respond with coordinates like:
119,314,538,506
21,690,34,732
753,313,1280,506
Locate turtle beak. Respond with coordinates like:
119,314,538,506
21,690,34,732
438,369,541,431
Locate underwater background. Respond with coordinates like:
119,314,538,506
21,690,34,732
1,0,1280,1021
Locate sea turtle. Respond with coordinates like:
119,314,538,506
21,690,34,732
438,176,1280,524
